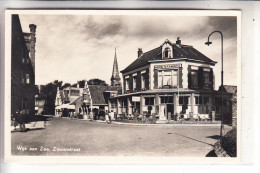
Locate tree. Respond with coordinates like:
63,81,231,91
41,80,63,115
87,78,108,86
61,83,71,90
53,80,63,89
77,80,86,88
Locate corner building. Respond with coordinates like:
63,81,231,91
11,15,36,117
109,38,228,121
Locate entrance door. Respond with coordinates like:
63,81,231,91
166,104,174,120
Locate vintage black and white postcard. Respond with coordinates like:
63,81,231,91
4,10,241,163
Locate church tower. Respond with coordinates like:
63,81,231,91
111,48,121,86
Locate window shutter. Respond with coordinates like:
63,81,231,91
179,66,183,88
209,68,214,90
188,65,191,89
198,67,204,89
154,69,158,89
123,77,126,93
129,75,133,92
145,69,149,90
136,72,141,91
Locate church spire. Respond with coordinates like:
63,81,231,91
111,47,121,86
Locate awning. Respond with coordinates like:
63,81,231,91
55,105,62,109
68,105,75,109
83,100,91,104
60,104,70,109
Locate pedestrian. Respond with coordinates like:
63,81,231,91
11,115,18,130
105,110,110,124
133,109,139,122
13,110,26,132
110,110,115,121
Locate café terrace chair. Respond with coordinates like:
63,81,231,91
204,114,210,121
184,114,189,121
193,114,199,121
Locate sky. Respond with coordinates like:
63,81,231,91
19,14,237,88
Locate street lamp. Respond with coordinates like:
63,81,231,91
205,31,224,137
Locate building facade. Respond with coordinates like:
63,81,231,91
11,15,36,117
109,38,232,122
55,85,84,116
55,83,121,118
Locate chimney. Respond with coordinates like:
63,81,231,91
138,48,143,58
176,37,181,47
29,24,37,72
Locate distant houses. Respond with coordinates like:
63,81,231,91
55,84,121,119
54,49,122,118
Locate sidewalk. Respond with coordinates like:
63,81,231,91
55,116,225,127
83,119,224,127
11,121,46,132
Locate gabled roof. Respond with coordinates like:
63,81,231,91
121,39,216,73
70,96,83,105
220,85,237,94
88,85,121,105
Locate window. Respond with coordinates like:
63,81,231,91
133,76,137,90
22,58,25,64
172,70,178,87
26,74,30,84
71,89,80,96
161,96,173,104
125,79,129,91
141,74,146,89
195,96,202,105
203,72,210,88
204,96,209,105
158,70,178,88
22,99,30,114
164,47,171,58
21,71,25,84
145,97,154,105
158,71,163,88
191,71,198,88
163,70,171,86
179,96,189,105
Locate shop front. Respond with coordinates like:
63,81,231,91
109,89,222,122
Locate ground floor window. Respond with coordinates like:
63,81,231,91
22,99,30,114
179,96,189,105
160,96,173,104
195,96,203,105
145,97,154,105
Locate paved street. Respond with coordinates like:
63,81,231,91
11,117,231,157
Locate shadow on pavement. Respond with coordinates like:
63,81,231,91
174,133,214,146
206,135,221,140
25,115,52,123
205,150,217,157
11,127,45,133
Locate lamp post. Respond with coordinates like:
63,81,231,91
205,31,224,137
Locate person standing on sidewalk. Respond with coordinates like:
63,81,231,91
13,110,26,132
105,110,110,124
110,110,115,121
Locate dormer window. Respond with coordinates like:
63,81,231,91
162,44,173,59
164,47,171,58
